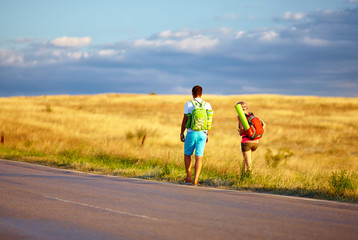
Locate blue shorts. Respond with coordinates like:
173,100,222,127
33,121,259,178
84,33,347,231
184,131,207,157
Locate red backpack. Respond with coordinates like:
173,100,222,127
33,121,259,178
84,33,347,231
243,113,264,140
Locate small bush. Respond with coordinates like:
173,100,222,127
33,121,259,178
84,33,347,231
59,148,82,159
43,104,52,112
265,148,293,168
126,132,135,139
329,170,358,194
126,127,147,140
126,127,157,140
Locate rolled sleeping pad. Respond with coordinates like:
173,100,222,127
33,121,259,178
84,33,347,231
235,104,250,130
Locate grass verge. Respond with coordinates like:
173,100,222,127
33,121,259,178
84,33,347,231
1,145,357,203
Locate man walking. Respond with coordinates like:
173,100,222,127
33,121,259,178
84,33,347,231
180,86,213,186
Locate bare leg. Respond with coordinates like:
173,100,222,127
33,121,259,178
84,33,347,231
193,155,203,185
184,154,193,183
242,150,252,172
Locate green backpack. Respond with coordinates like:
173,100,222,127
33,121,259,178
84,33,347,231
186,100,213,131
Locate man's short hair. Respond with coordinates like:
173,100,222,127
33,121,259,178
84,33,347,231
192,85,202,97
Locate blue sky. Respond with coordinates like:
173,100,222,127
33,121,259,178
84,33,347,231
1,0,357,97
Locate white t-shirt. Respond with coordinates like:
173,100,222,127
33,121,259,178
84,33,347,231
184,98,212,133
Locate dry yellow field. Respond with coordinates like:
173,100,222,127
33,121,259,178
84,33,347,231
1,94,357,200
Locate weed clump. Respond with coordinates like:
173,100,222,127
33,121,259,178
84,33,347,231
265,148,293,168
43,104,52,112
329,170,358,195
126,127,156,140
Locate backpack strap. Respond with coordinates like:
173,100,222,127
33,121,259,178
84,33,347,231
190,100,197,107
191,99,205,107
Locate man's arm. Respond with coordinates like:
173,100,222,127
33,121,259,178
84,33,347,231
180,114,188,142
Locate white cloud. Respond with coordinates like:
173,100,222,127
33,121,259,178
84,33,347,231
98,49,117,56
235,31,245,39
50,49,86,61
218,28,233,35
349,0,358,2
134,38,170,47
159,30,190,38
97,49,126,58
303,37,330,46
51,36,92,47
260,31,279,41
177,35,218,51
52,50,62,57
159,31,172,38
134,35,218,52
284,12,305,20
66,51,82,59
0,49,24,66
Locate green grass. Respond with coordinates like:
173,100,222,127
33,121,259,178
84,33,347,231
1,144,357,202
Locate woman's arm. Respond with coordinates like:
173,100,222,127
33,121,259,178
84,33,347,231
237,116,244,135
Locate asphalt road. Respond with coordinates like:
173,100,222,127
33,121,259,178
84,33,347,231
0,159,357,240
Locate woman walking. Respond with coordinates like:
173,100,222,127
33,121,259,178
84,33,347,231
237,101,266,176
